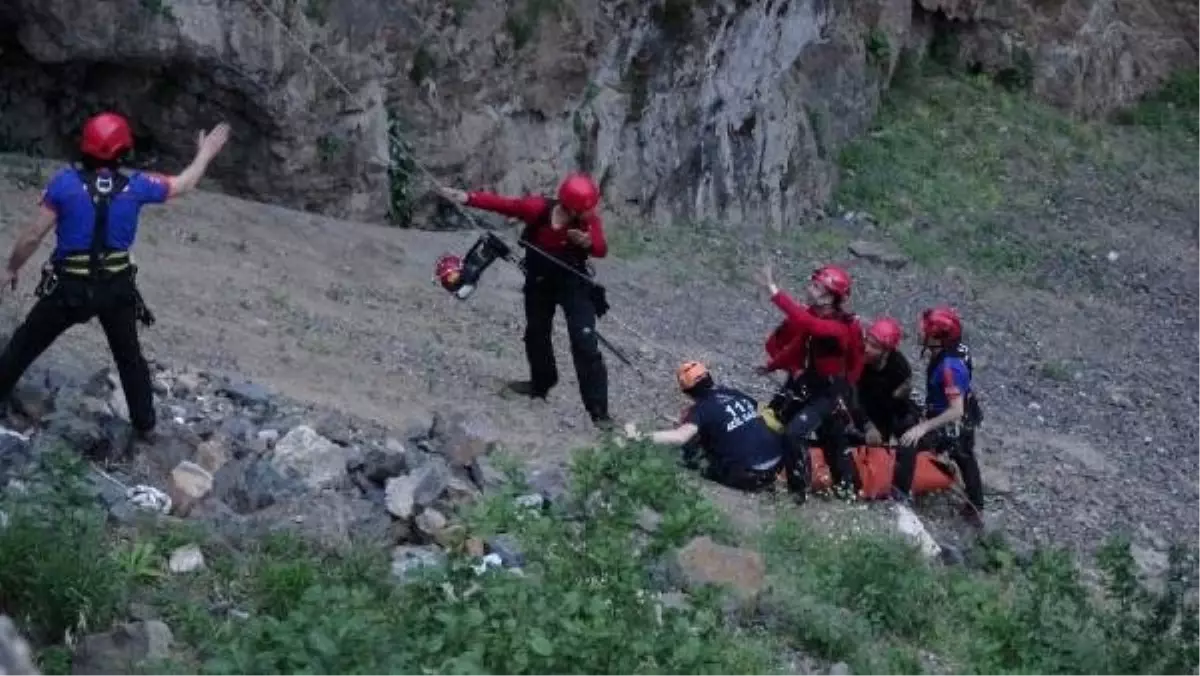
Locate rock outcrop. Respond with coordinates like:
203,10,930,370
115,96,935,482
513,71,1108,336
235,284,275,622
0,0,392,221
0,616,38,676
917,0,1198,117
0,0,1193,227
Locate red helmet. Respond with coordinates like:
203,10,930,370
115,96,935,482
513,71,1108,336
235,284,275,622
557,173,599,214
866,316,903,351
80,112,133,161
811,264,852,300
920,306,962,345
433,254,463,291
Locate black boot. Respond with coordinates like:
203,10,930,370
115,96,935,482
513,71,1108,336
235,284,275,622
506,380,548,399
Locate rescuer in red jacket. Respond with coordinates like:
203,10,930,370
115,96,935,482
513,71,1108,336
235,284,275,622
757,263,864,501
437,174,612,427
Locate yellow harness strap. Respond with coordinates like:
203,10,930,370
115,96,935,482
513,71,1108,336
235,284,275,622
57,251,131,276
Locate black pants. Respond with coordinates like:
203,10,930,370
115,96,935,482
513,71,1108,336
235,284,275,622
522,274,608,419
893,423,983,510
781,386,854,494
0,272,155,432
858,397,921,443
681,440,777,492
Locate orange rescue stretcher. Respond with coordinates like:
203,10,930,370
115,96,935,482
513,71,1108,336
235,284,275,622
759,404,956,498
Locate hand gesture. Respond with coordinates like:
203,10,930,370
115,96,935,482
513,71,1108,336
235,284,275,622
566,229,591,248
197,122,231,159
755,263,778,294
0,269,16,296
435,185,469,204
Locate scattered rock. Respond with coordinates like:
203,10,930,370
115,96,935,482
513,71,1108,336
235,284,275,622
415,507,448,537
195,439,231,474
468,456,507,491
636,506,663,533
383,460,447,519
527,465,569,504
251,492,395,549
168,544,206,573
829,661,852,675
70,620,173,675
218,380,272,407
438,411,499,467
257,428,280,448
391,545,446,582
41,408,131,461
465,537,486,557
361,447,407,485
271,425,353,490
979,463,1014,495
671,536,765,602
0,615,38,676
445,473,481,504
213,458,298,514
848,240,909,269
173,373,201,396
485,534,526,568
168,461,214,517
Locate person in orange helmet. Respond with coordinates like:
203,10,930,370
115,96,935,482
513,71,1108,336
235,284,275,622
624,361,783,492
0,112,229,444
437,173,611,427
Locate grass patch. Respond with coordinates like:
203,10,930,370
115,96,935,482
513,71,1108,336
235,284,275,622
1114,68,1199,138
836,73,1098,274
5,440,1196,675
835,68,1195,278
607,218,851,284
762,518,1199,674
2,440,778,674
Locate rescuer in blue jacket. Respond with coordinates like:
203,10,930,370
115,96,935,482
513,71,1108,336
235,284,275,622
0,112,230,443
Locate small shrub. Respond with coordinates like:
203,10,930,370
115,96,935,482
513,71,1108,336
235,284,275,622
0,446,132,647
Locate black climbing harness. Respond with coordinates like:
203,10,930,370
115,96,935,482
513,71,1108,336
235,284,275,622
36,168,156,327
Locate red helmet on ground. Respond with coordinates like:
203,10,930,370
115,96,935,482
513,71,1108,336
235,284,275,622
80,112,133,161
557,173,600,214
866,316,903,351
811,264,852,300
920,306,963,345
433,254,463,291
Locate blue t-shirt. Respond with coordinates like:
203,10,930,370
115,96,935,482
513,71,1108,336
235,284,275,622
925,351,972,416
685,386,783,471
40,167,170,260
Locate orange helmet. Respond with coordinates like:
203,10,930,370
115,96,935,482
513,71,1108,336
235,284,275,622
676,360,711,392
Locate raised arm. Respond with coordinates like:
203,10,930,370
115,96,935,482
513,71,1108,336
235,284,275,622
165,123,231,199
464,192,547,224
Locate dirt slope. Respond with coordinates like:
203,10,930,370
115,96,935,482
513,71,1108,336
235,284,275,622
0,131,1196,558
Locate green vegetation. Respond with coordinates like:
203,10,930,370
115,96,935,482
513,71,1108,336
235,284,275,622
1114,68,1199,137
607,217,851,285
835,65,1197,277
3,442,1195,675
385,110,420,227
764,519,1198,674
504,0,565,51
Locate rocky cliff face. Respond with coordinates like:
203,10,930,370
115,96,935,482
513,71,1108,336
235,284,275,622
0,0,1193,229
919,0,1198,117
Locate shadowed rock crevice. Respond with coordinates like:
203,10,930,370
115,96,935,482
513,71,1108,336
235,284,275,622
0,0,390,221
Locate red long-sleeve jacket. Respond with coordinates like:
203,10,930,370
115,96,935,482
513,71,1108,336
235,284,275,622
765,290,865,383
465,191,608,259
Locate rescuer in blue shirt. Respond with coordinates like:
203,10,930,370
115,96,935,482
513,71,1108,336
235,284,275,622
0,112,230,443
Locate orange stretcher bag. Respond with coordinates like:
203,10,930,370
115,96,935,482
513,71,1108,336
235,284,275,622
807,445,957,498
